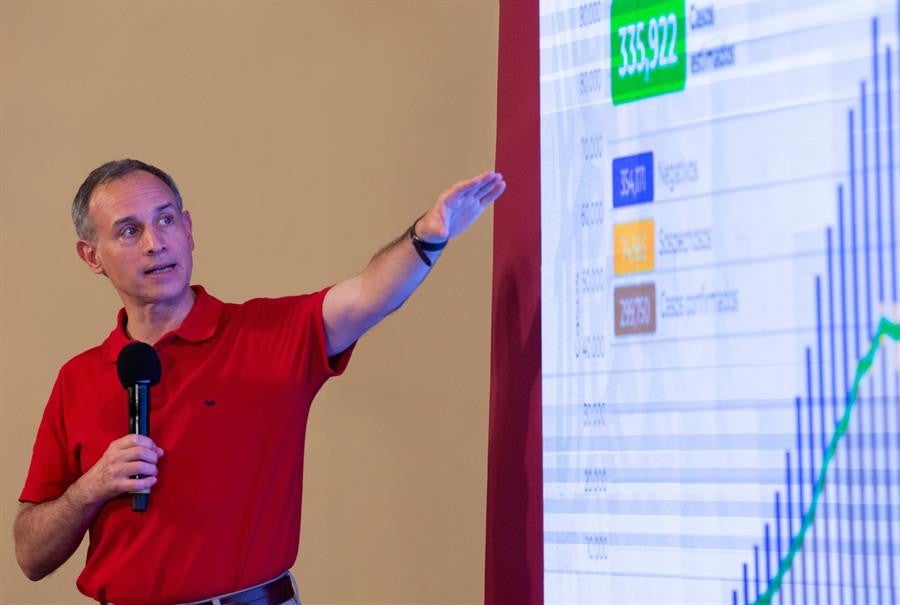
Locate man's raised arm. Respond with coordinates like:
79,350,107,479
322,171,506,356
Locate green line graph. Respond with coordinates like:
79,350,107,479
751,317,900,605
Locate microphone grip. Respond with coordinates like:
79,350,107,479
128,382,151,512
132,493,148,512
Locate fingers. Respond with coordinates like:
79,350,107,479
113,475,157,496
444,172,505,206
112,434,164,461
444,178,481,201
480,179,507,206
126,476,158,492
454,171,500,196
85,435,165,502
123,460,159,477
473,176,506,203
116,433,163,452
470,171,503,193
428,170,506,241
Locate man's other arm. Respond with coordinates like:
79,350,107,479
322,171,506,356
14,435,163,580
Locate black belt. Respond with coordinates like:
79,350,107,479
195,574,295,605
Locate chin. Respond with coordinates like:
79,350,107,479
132,282,192,306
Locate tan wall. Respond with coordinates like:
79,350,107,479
0,2,499,603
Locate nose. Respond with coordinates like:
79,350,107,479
142,225,167,255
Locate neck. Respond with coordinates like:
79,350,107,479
123,288,197,344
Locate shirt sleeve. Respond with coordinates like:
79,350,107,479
241,286,355,388
19,370,80,504
301,285,355,379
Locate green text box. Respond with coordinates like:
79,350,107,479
610,0,686,105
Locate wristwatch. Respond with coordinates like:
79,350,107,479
408,218,448,267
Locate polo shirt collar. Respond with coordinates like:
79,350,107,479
101,285,224,362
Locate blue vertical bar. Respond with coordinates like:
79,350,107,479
889,47,898,305
886,47,899,605
828,226,845,605
806,347,820,604
877,347,889,605
851,101,870,605
889,44,900,602
777,491,785,605
797,395,808,605
828,227,839,424
869,47,893,605
896,3,900,303
817,276,833,605
871,24,886,605
887,43,900,605
871,354,884,605
885,85,899,584
839,182,858,605
745,563,751,605
888,370,900,605
876,37,897,605
756,545,761,600
851,109,861,361
860,72,879,605
862,80,874,337
874,350,886,605
893,15,900,605
766,524,773,592
734,590,739,605
874,19,885,306
855,318,870,605
788,452,797,605
880,359,897,605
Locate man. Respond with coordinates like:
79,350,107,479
14,159,506,604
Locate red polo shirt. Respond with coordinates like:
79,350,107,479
20,286,352,604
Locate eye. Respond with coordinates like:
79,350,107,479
121,225,139,238
159,214,175,226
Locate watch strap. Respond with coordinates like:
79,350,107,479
408,219,448,267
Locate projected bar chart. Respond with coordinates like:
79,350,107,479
733,15,900,605
540,1,900,604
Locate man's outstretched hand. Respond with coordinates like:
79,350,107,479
416,171,507,241
322,170,507,356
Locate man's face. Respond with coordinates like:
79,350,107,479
77,170,194,309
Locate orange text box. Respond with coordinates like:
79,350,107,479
613,219,655,274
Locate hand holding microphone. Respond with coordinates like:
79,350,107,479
116,342,162,512
75,435,164,508
75,343,163,511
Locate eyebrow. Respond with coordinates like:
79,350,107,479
112,203,177,228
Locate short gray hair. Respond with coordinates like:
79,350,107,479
72,159,183,240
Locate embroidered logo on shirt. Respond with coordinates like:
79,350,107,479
203,399,216,407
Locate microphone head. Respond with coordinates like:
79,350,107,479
116,342,162,387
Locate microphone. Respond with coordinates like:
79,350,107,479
116,342,162,512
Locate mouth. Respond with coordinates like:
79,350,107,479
144,263,177,275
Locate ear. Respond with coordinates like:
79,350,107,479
76,239,106,276
183,210,195,250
